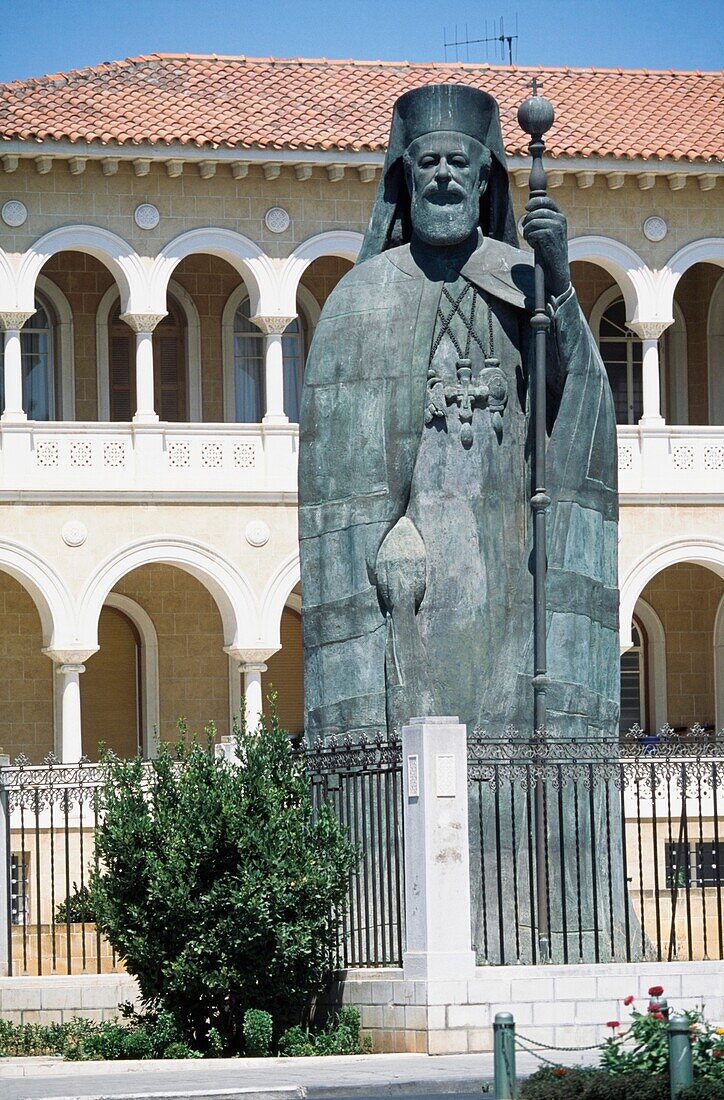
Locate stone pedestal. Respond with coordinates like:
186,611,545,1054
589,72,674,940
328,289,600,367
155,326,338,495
401,716,476,982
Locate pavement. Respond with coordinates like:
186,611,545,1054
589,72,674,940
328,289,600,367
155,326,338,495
0,1050,570,1100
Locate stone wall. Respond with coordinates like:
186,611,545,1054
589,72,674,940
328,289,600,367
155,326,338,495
0,573,53,762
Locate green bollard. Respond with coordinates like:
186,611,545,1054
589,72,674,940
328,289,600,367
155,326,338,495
494,1012,517,1099
669,1014,694,1099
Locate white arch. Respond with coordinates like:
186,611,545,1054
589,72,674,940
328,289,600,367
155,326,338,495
149,228,278,320
14,225,149,315
659,237,724,328
35,274,76,420
79,536,260,650
0,539,76,649
96,278,202,421
104,592,161,758
278,230,363,317
708,272,724,426
714,593,724,731
568,235,657,325
0,246,16,311
632,597,668,734
260,550,300,649
620,536,724,649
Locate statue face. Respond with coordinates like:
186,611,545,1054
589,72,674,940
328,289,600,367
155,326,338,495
405,132,491,247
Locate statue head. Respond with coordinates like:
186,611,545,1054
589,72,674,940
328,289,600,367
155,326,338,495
403,131,492,247
358,84,517,263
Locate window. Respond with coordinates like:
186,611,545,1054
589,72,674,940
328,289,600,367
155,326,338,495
620,622,646,732
666,841,724,889
108,298,187,421
11,853,28,925
0,299,55,420
232,298,307,423
599,297,643,425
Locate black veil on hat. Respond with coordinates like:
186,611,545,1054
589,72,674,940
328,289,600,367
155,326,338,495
358,83,518,263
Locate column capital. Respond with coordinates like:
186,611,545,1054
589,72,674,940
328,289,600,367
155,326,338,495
225,646,278,667
628,319,672,341
120,311,167,334
43,647,97,666
249,314,296,335
0,310,34,332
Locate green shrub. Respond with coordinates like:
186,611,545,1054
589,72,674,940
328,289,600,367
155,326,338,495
89,710,356,1053
55,882,95,924
682,1081,724,1099
243,1009,273,1056
521,1067,668,1099
278,1006,371,1057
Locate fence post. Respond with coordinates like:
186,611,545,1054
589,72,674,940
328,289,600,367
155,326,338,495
668,1014,694,1099
494,1012,517,1099
401,716,476,980
0,753,10,976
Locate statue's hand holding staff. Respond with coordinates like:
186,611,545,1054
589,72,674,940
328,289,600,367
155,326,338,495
521,195,571,300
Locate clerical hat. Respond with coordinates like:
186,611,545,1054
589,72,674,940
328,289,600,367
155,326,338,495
358,84,518,262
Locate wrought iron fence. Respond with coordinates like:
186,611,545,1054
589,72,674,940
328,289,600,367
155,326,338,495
294,732,405,969
468,727,724,967
0,754,122,977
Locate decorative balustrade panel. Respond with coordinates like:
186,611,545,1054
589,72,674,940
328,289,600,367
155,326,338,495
617,426,724,494
0,423,298,494
468,728,724,967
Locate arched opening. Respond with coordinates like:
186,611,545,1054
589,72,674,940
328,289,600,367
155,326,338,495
82,605,142,760
637,562,724,732
673,262,722,426
0,571,53,761
707,270,724,426
620,618,646,732
262,600,304,736
107,296,188,422
0,293,59,421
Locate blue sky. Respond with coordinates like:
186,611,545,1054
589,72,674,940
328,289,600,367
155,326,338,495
0,0,721,83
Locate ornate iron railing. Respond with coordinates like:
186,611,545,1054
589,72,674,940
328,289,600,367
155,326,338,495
294,732,405,968
467,727,724,968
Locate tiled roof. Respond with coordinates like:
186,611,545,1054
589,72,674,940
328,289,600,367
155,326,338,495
1,54,722,163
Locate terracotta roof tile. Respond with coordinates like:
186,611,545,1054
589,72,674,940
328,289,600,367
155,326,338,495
0,54,721,162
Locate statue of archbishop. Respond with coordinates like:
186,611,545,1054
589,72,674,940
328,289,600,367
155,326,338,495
299,84,619,747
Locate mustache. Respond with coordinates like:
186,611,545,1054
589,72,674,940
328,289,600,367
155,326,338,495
420,184,467,205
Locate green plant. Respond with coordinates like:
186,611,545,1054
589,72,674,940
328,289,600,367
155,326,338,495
681,1081,724,1099
521,1067,668,1099
89,708,356,1054
54,882,95,924
243,1009,273,1056
278,1006,371,1057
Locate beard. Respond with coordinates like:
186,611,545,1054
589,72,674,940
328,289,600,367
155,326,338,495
410,187,480,246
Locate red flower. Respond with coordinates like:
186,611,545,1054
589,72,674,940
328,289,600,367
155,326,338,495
713,1050,723,1060
623,995,635,1006
652,1011,664,1021
648,985,664,997
607,1020,620,1029
553,1067,569,1077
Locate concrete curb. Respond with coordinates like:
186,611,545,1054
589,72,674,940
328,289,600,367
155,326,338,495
24,1084,490,1100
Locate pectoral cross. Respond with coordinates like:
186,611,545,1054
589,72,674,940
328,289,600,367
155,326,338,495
425,358,508,446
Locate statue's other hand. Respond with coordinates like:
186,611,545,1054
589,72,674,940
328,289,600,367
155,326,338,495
522,195,571,300
375,517,426,614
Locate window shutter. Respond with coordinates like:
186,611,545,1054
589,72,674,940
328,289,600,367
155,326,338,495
109,331,134,421
155,334,185,421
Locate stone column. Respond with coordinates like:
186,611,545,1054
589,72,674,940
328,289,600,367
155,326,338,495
44,650,96,762
120,312,166,424
0,311,34,422
628,320,671,424
250,314,296,424
401,716,476,981
224,648,278,735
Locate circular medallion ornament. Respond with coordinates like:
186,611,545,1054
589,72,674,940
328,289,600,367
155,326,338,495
134,203,160,230
245,520,270,548
643,216,667,242
1,200,28,227
264,206,291,234
62,520,88,547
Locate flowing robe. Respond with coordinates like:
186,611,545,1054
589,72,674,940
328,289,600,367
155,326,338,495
299,236,619,744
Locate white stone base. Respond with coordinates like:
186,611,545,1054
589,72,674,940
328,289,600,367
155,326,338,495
337,960,724,1054
0,974,140,1025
